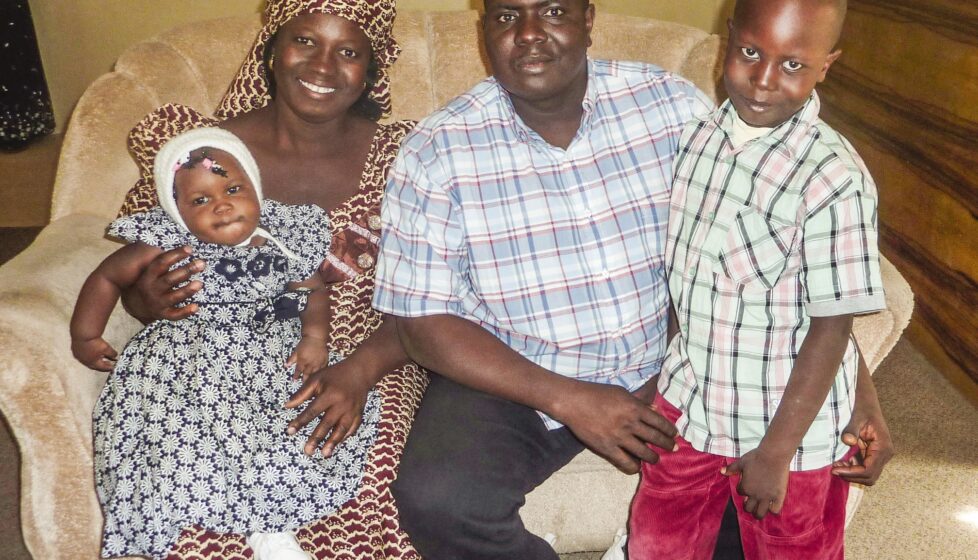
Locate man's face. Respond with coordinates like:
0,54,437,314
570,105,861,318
483,0,594,107
723,0,842,127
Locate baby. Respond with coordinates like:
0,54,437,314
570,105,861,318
71,127,380,560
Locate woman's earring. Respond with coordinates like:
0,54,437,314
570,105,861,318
268,55,275,72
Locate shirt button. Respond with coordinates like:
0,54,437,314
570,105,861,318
601,269,611,279
357,253,375,269
367,214,382,231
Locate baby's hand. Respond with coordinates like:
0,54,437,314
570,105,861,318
722,448,789,520
287,336,329,380
71,337,118,372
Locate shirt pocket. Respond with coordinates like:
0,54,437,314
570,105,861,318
715,206,797,291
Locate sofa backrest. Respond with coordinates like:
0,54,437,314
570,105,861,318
51,10,722,222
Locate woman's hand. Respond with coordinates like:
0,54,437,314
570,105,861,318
123,246,204,322
285,355,375,458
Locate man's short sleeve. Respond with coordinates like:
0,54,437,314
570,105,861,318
373,138,470,318
687,83,717,122
801,172,886,317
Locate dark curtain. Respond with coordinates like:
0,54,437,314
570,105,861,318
1,1,55,151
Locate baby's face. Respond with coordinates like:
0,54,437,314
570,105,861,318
724,0,842,128
174,149,260,246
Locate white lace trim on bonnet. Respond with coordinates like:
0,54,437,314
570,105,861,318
153,127,300,260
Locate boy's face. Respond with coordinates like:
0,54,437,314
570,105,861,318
724,0,842,128
174,149,261,246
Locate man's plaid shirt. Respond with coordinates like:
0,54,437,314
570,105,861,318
659,93,886,470
374,60,711,429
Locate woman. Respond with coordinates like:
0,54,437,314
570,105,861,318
119,1,426,558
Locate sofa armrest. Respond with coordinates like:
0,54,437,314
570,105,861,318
0,215,142,559
854,256,913,373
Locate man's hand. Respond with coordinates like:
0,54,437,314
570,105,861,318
286,336,330,381
285,357,374,458
831,412,894,485
71,337,118,371
555,381,678,475
722,447,789,519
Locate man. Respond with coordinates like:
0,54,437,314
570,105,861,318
373,1,891,558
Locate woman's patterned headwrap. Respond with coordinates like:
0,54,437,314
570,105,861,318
216,0,399,120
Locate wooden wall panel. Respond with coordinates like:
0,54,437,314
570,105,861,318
818,0,978,390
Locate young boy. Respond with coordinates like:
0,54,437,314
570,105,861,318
628,0,885,558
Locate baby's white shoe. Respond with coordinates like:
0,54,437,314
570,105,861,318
600,528,627,560
246,531,312,560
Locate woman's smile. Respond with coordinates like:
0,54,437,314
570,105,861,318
298,78,337,95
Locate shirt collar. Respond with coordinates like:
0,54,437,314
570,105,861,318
493,58,597,146
714,91,822,158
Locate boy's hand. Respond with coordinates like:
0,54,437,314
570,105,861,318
286,336,329,381
722,447,789,519
71,337,118,371
831,413,894,485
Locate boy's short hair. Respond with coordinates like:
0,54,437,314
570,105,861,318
733,0,847,48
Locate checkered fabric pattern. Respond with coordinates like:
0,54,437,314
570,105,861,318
659,92,886,470
374,60,712,429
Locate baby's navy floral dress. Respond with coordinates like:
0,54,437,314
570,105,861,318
93,200,380,560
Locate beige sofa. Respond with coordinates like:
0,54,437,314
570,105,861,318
0,10,913,559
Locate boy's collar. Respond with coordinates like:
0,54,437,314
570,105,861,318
714,92,822,158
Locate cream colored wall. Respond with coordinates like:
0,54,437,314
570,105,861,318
597,0,733,34
399,0,733,31
29,0,727,132
29,0,264,132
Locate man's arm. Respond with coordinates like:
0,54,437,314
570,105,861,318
723,314,853,518
397,314,678,474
